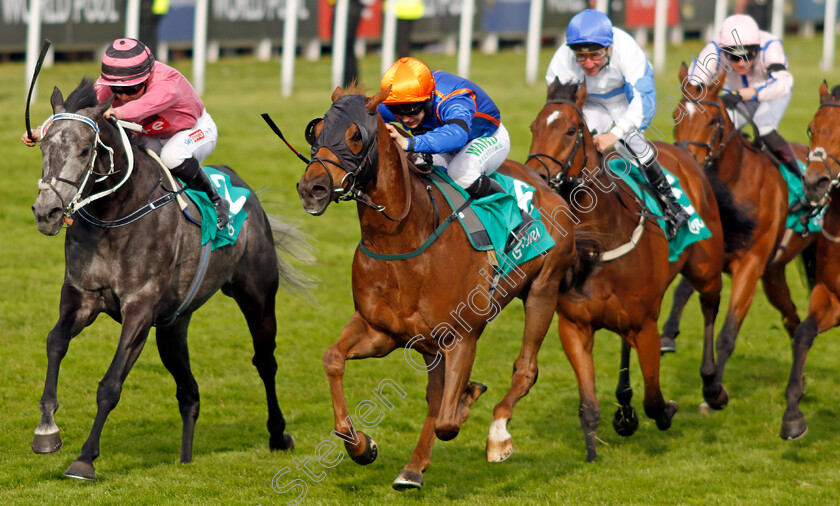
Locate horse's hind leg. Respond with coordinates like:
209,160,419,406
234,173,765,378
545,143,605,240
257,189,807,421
761,262,801,337
612,340,639,437
661,277,695,353
33,285,99,455
155,316,200,463
65,302,155,481
231,276,293,451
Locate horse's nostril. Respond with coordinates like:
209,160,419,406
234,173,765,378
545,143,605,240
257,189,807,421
47,207,63,222
311,185,328,199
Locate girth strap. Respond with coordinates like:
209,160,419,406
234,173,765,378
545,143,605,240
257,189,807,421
157,240,212,327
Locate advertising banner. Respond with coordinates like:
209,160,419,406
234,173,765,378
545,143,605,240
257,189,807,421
1,0,124,48
624,0,679,28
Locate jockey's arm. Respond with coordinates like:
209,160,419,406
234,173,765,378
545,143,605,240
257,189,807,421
410,98,473,154
752,40,793,102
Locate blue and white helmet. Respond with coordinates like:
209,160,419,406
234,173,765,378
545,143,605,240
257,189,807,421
566,9,613,50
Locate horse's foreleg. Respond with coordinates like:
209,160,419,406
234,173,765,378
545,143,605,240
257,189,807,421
65,301,155,481
634,319,678,431
33,284,99,455
660,277,695,353
323,313,397,465
435,335,478,442
557,318,600,462
612,340,639,437
781,284,840,440
393,354,445,490
761,262,800,337
486,283,558,462
155,315,200,464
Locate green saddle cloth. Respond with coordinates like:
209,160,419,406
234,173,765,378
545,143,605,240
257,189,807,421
779,160,824,234
430,169,556,276
608,158,711,262
181,167,250,251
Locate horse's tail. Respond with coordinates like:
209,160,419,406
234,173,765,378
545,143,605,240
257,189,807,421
708,173,757,255
559,222,604,295
267,214,318,297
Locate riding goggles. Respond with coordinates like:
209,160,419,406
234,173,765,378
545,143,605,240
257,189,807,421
111,83,146,96
722,45,759,62
386,102,425,117
573,48,608,63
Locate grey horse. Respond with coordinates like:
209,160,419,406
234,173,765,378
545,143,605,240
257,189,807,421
29,78,312,480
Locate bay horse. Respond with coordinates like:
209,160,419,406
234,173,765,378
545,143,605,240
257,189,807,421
666,64,814,408
29,79,311,480
296,85,600,489
485,80,726,464
781,81,840,440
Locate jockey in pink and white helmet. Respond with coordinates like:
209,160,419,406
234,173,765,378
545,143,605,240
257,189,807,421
688,14,799,177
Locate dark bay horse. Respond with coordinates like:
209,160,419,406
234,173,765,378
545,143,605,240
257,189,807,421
781,81,840,440
668,64,813,408
296,85,600,489
485,81,725,463
29,79,310,480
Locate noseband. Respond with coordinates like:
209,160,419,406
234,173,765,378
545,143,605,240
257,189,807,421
526,98,588,189
37,113,137,218
674,99,733,170
806,100,840,206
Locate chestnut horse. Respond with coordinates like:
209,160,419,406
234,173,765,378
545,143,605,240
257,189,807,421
667,64,813,408
296,86,600,489
485,81,727,463
781,81,840,440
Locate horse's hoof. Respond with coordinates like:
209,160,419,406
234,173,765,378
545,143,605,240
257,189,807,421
270,433,295,451
469,381,488,396
780,417,808,440
698,402,711,415
655,400,679,431
32,431,63,454
703,384,729,410
612,405,639,437
660,337,677,354
64,460,96,481
392,469,423,490
485,437,514,463
349,432,378,465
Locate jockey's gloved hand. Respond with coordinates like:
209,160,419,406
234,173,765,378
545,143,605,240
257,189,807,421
721,91,742,109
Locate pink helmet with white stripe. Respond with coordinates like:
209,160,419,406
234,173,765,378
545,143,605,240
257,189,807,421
718,15,760,56
96,38,154,87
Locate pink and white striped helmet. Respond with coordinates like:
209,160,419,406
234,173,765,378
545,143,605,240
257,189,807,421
96,38,154,87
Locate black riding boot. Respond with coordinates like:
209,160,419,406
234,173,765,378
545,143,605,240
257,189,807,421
642,159,689,241
171,157,230,230
762,130,801,178
465,175,534,250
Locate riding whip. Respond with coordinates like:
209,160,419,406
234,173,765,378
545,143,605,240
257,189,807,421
25,39,52,142
261,113,311,164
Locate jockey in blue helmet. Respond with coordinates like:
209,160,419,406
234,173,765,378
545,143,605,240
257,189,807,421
547,9,689,240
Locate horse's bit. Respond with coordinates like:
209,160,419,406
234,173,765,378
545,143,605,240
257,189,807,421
526,98,588,190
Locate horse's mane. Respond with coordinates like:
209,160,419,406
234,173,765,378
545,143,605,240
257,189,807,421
64,77,99,112
831,84,840,101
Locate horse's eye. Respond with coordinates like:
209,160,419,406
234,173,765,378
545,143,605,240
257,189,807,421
807,126,813,138
80,147,90,158
709,118,719,126
351,131,362,142
566,127,576,136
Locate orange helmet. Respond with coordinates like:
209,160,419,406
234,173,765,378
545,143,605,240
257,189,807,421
381,57,435,105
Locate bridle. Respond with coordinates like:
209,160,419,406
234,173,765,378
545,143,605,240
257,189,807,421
805,100,840,207
37,113,139,219
525,98,589,190
675,98,734,171
304,95,411,222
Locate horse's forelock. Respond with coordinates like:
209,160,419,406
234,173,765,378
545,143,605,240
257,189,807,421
831,84,840,101
345,82,367,96
63,77,99,113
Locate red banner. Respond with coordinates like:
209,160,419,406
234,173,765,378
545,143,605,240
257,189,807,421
318,0,383,40
624,0,679,28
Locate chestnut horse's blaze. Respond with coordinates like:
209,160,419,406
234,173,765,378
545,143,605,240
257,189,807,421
296,85,601,489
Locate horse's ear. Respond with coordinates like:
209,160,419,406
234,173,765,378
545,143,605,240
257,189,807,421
366,86,389,112
50,87,65,113
819,80,831,103
547,78,561,100
89,96,113,120
574,82,587,110
331,86,345,102
709,73,725,97
678,62,688,85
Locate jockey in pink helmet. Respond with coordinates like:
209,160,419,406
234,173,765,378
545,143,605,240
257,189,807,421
22,38,229,230
688,14,798,177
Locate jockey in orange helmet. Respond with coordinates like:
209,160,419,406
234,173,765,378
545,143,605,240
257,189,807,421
377,57,511,200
